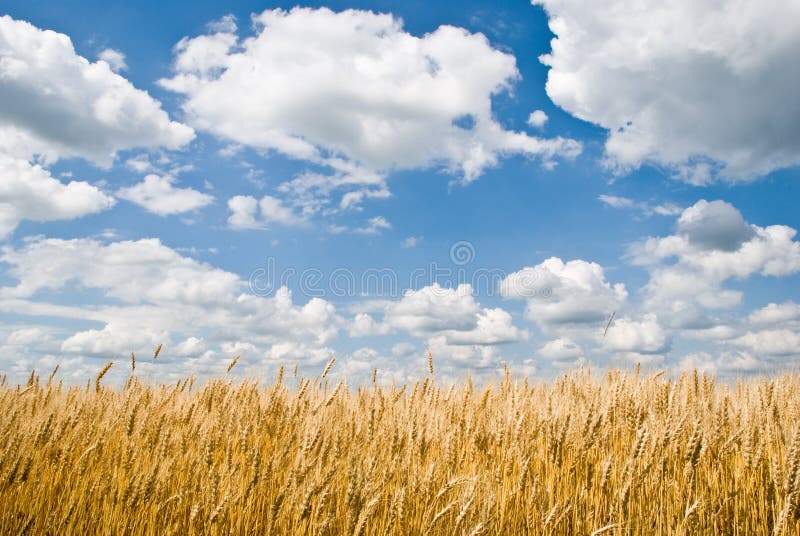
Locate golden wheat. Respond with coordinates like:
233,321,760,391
1,359,799,534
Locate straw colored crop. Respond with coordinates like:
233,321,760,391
1,357,799,534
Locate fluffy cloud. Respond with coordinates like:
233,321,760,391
227,194,306,229
748,302,800,327
160,7,581,189
350,283,527,350
675,200,754,252
0,155,115,238
0,15,194,166
117,174,213,216
383,284,481,336
0,237,342,373
537,337,584,366
349,313,391,338
354,217,392,235
61,323,167,356
442,308,529,346
630,200,800,315
97,48,127,73
534,0,800,181
731,330,800,357
426,335,502,371
501,257,627,327
678,351,761,375
174,336,208,357
527,110,548,128
602,314,669,355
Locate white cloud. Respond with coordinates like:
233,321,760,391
160,7,581,186
598,194,682,217
61,323,167,356
442,308,529,346
0,238,342,362
675,200,754,252
358,283,527,349
354,216,392,235
678,350,761,375
731,329,800,357
534,0,800,181
349,313,390,337
0,15,194,167
226,194,306,229
602,313,668,354
501,257,627,327
402,236,423,248
537,337,584,365
651,203,683,216
426,335,502,370
125,154,153,173
748,302,800,327
174,336,208,357
4,327,54,346
207,14,237,34
598,194,634,209
0,155,115,238
383,284,480,336
391,342,417,357
527,109,548,128
259,195,306,226
98,48,127,72
117,174,213,216
630,200,800,314
227,195,260,229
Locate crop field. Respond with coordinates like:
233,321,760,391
2,356,800,535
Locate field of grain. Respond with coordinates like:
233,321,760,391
2,356,800,535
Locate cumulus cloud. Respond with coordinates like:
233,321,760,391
501,257,627,328
349,313,390,338
678,350,761,375
97,48,127,72
0,237,342,373
227,195,260,229
533,0,800,181
629,200,800,315
174,337,208,357
731,330,800,357
0,15,194,166
117,174,213,216
537,337,584,366
426,335,502,371
383,284,481,336
61,323,167,356
442,308,529,346
227,194,306,229
527,110,548,128
602,314,669,355
349,284,527,361
354,217,392,235
160,7,581,213
675,200,755,252
0,16,194,240
748,302,800,327
0,155,115,238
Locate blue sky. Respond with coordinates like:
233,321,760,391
1,0,799,385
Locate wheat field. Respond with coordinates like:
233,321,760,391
2,356,800,535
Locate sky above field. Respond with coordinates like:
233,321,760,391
1,0,800,385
